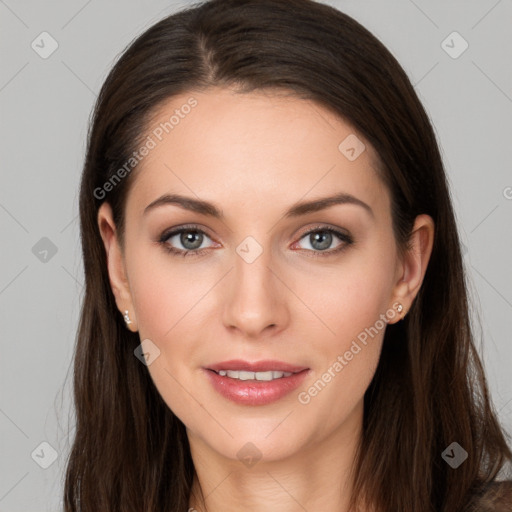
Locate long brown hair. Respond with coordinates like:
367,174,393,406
64,0,512,510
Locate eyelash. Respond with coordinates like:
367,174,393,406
158,224,354,259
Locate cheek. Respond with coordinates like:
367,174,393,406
128,247,204,341
295,288,386,434
297,248,396,342
303,269,387,381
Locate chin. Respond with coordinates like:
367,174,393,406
188,415,316,465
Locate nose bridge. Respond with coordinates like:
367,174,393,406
223,234,287,336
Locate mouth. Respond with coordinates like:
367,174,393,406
203,360,310,405
207,369,296,381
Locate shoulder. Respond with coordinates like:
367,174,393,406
465,480,512,512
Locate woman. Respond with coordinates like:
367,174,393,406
63,0,512,510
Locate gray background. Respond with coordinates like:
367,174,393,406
0,0,511,510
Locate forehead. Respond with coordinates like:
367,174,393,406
126,87,389,221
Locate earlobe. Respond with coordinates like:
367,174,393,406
97,202,137,331
389,214,435,323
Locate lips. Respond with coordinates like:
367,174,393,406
203,359,310,406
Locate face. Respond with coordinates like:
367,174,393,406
99,87,430,466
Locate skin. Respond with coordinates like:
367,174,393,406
98,87,434,512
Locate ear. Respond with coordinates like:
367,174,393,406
97,202,138,332
387,214,435,324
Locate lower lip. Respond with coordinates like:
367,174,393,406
203,368,310,406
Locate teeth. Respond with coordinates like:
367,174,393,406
217,370,293,380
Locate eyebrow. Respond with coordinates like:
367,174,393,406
143,192,374,219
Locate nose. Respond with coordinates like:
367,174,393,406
222,246,289,339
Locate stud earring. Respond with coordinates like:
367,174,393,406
395,302,407,321
123,310,132,326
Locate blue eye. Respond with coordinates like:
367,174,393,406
159,225,215,258
294,226,353,257
158,224,353,258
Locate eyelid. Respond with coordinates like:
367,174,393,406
159,223,214,240
295,223,351,239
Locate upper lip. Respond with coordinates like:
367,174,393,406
206,359,309,373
